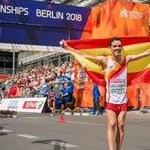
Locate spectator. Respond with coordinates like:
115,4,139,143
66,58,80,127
47,85,56,113
92,83,102,116
61,80,73,109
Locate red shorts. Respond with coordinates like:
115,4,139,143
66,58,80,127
105,102,128,114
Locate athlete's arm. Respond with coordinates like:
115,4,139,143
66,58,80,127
60,39,107,66
126,49,150,63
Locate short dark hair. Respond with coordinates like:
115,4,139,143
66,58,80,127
109,36,121,47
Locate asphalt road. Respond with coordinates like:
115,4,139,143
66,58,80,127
0,112,150,150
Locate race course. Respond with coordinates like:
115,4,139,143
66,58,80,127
0,111,150,150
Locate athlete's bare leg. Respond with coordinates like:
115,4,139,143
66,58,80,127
116,111,126,150
106,109,117,150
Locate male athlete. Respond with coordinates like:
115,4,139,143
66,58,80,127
60,37,150,150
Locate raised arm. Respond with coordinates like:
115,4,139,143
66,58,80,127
60,40,107,68
126,49,150,63
60,40,102,62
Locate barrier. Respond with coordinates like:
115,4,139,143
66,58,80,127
0,97,46,113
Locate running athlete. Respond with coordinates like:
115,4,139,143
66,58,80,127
60,37,150,150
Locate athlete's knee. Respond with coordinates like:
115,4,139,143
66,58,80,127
108,121,117,129
117,121,125,132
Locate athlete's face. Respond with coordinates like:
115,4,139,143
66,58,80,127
110,40,122,57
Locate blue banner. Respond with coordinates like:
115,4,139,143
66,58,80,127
0,23,85,46
0,0,91,30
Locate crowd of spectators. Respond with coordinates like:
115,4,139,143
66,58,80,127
0,61,75,113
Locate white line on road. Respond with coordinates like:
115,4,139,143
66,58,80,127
66,121,104,126
1,129,13,133
51,141,77,148
17,134,39,139
23,117,38,119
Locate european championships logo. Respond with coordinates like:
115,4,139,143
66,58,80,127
120,7,143,19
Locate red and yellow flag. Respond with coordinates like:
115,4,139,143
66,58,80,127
66,36,150,86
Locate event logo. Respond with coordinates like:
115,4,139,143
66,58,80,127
120,8,128,18
120,7,143,19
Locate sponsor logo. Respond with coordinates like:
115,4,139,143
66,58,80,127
22,101,39,109
8,100,19,109
38,101,44,109
120,7,143,19
110,79,126,94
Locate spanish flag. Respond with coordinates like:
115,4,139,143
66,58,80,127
66,36,150,86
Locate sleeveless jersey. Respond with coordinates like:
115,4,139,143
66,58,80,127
105,57,127,104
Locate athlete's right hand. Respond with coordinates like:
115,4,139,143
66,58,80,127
59,39,67,48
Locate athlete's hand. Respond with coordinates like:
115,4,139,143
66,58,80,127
59,39,67,48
